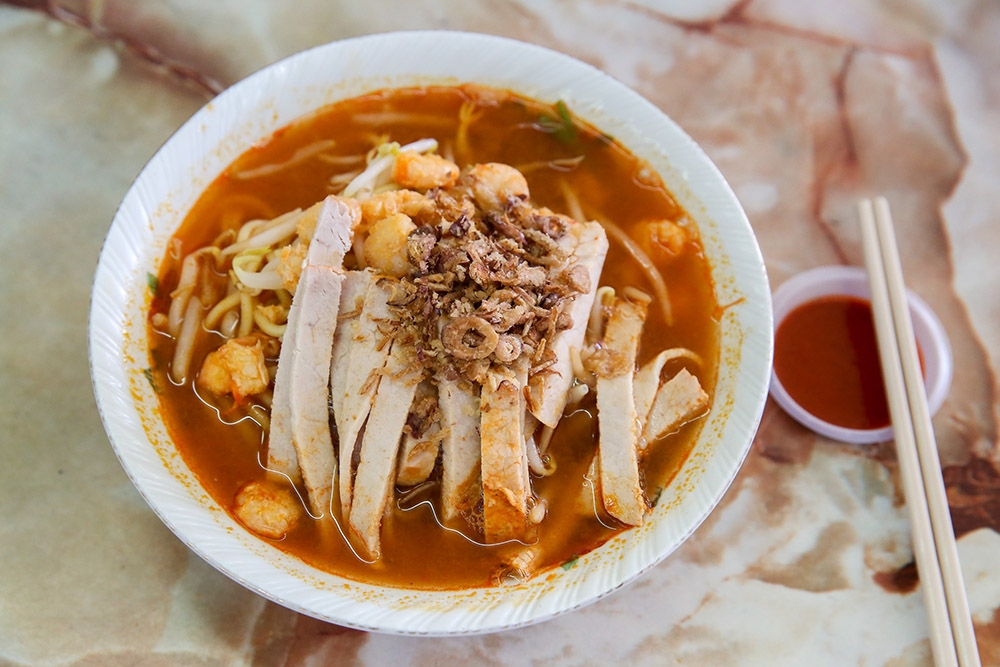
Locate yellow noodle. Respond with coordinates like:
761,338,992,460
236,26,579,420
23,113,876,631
257,389,273,409
238,292,255,337
253,306,287,338
247,403,270,431
204,292,242,329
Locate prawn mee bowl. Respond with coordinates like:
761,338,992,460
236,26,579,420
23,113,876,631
90,31,772,635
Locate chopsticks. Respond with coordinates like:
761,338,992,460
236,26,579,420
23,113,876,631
858,197,981,667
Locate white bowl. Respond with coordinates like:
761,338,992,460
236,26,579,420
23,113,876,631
769,265,952,444
89,31,772,635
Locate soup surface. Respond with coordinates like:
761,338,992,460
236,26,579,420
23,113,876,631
148,85,719,589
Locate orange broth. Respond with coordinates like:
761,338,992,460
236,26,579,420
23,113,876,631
148,85,719,589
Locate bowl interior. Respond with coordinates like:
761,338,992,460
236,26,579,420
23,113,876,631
89,30,772,635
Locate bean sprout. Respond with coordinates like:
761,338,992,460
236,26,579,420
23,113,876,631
559,180,673,326
230,139,338,180
221,209,301,258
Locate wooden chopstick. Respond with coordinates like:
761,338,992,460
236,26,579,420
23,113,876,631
859,197,981,667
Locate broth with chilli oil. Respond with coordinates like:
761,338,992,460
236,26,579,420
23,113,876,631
147,85,719,589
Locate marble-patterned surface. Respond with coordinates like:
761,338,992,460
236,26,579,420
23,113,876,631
2,1,998,664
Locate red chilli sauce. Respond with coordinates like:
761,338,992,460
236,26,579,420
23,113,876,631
774,295,900,430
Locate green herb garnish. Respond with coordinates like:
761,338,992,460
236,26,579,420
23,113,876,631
143,368,158,393
146,272,160,296
538,100,578,145
561,556,580,571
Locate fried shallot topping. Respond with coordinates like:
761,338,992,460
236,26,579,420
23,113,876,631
385,169,589,385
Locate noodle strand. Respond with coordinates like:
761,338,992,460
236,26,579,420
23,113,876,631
230,139,338,180
238,292,255,338
204,292,242,329
221,209,302,258
170,296,203,384
559,180,673,326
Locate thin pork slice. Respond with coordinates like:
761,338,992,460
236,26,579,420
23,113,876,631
308,196,356,267
333,276,395,517
527,221,609,428
595,296,649,526
481,366,530,543
329,270,374,417
266,198,354,516
438,376,482,523
266,325,302,485
641,368,710,446
279,266,344,517
347,342,422,559
633,348,703,434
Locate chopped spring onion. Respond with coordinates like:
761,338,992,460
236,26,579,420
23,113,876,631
146,272,160,296
537,100,577,145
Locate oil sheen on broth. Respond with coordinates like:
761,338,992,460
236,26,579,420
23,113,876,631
148,85,719,589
